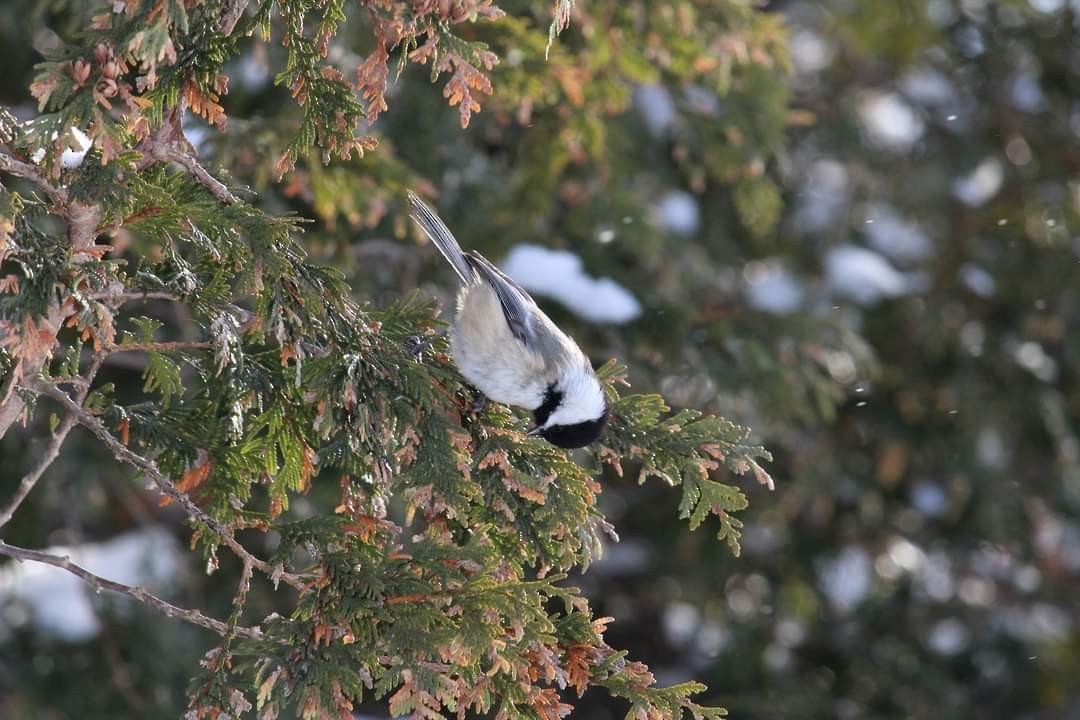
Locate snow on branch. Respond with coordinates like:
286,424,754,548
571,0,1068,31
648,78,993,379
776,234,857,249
0,539,262,640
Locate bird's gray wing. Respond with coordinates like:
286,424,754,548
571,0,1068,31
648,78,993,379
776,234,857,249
466,252,537,346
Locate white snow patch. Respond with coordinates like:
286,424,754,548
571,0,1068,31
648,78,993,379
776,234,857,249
1013,340,1058,382
900,67,955,106
635,84,677,138
651,190,700,236
61,127,93,169
928,618,970,655
743,260,805,315
1002,603,1072,643
239,53,272,91
912,481,948,516
959,263,996,297
696,621,731,657
1031,0,1066,11
794,158,849,231
926,0,959,25
0,528,183,641
915,550,955,602
825,245,926,305
790,30,833,75
858,92,925,151
952,157,1004,207
184,124,211,156
888,537,925,573
863,204,933,261
28,128,92,169
1010,73,1047,113
817,546,872,611
502,244,642,324
976,425,1008,470
662,602,701,647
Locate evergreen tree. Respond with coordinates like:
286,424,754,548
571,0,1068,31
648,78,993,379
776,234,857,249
0,1,785,717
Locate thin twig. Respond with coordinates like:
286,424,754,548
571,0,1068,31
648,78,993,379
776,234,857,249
218,0,250,35
221,558,256,651
67,200,102,252
0,148,68,206
111,341,212,353
167,151,239,205
133,107,238,205
86,290,181,303
0,540,263,640
29,379,307,590
0,356,104,529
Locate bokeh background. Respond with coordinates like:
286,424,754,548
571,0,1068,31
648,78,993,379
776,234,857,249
3,1,1080,718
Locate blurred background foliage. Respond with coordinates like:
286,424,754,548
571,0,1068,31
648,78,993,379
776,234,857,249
2,0,1080,718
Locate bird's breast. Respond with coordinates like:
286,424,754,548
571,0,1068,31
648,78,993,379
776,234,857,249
451,284,549,410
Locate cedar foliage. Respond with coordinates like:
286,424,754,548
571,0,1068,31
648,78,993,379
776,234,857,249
0,1,786,718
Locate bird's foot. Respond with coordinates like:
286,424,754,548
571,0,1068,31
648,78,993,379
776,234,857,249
405,332,445,359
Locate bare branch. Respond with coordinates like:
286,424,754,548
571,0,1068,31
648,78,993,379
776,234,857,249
86,290,182,304
131,104,239,205
28,379,308,590
223,558,256,645
0,540,263,640
166,151,240,205
0,356,104,528
219,0,250,36
111,341,212,354
0,148,68,206
68,199,102,250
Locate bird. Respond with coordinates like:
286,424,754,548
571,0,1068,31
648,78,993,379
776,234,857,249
407,191,608,449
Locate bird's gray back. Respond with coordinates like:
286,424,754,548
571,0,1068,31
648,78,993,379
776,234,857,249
451,283,580,410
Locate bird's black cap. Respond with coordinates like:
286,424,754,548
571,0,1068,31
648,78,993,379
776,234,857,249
539,407,609,449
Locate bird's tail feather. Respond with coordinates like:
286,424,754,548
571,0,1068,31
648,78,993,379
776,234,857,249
407,191,474,285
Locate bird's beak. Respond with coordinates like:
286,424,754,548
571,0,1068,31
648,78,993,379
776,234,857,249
526,426,543,437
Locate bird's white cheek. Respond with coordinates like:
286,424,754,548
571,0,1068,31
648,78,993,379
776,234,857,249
545,401,598,428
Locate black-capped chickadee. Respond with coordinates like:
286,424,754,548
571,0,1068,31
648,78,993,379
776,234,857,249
407,191,608,449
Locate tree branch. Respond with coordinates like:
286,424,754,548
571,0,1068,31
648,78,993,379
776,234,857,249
111,341,212,353
0,540,263,640
166,151,240,205
29,379,307,590
223,558,255,645
86,290,182,304
218,0,250,36
133,105,238,205
0,147,68,206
